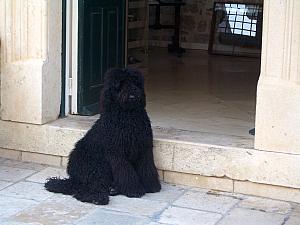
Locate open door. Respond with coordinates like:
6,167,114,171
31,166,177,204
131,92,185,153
78,0,126,115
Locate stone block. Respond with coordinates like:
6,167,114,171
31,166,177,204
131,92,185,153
0,148,21,160
21,152,61,167
234,181,300,203
164,170,233,192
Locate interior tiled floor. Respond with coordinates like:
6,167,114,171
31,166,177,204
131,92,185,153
55,48,260,149
146,47,260,142
0,158,299,225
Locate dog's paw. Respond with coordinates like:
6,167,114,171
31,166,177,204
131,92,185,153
124,190,145,198
109,186,120,196
145,183,161,193
141,177,162,193
122,186,146,198
74,192,109,205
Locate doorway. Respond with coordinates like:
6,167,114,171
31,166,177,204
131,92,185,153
127,1,263,145
70,0,263,146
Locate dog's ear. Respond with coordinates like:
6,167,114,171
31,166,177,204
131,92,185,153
104,68,123,83
99,68,123,113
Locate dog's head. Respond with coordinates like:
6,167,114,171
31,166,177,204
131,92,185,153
100,68,146,112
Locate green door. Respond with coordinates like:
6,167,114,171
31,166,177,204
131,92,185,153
78,0,125,115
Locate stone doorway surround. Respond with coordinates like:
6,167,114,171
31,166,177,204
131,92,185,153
255,0,300,153
0,0,62,124
0,0,300,203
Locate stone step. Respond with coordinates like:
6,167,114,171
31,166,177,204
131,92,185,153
0,116,300,203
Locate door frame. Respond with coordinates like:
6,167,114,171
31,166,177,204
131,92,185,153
62,0,79,115
64,0,127,115
70,0,79,114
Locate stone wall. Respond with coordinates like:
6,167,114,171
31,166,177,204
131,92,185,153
255,0,300,153
149,0,263,49
0,0,62,124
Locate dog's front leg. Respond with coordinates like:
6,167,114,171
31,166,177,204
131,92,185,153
73,179,110,205
110,156,145,198
134,150,161,193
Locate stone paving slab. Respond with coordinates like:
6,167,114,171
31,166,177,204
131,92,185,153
158,206,222,225
26,167,68,183
0,195,38,219
173,190,239,214
285,216,300,225
142,183,186,203
0,221,37,225
0,181,53,201
192,188,246,200
147,222,169,225
217,208,286,225
73,209,151,225
1,159,46,171
98,195,168,217
0,180,13,190
0,158,299,225
238,196,292,214
0,166,37,182
12,195,97,225
291,203,300,217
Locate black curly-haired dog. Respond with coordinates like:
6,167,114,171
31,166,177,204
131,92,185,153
45,68,161,205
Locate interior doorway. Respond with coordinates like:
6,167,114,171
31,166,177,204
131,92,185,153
68,0,263,146
146,47,260,146
127,1,263,146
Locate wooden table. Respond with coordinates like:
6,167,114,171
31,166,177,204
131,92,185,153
149,0,186,57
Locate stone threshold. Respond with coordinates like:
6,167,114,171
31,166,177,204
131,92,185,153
0,116,300,203
51,115,255,149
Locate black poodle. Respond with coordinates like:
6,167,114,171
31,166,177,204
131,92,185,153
45,68,161,205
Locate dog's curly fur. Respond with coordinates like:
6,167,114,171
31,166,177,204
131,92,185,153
45,68,161,205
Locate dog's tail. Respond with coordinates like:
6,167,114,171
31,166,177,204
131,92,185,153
45,177,75,195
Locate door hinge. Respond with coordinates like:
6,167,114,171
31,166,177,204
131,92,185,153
68,78,72,96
